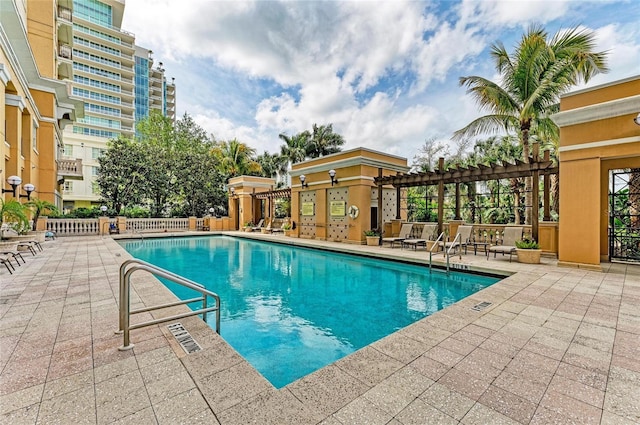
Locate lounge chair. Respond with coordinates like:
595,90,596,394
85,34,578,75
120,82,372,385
1,254,15,274
402,223,437,250
488,226,523,262
17,241,39,256
252,219,265,232
440,225,473,254
1,251,25,265
381,223,413,248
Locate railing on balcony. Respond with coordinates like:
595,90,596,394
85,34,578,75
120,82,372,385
57,158,83,179
57,6,72,22
58,43,72,60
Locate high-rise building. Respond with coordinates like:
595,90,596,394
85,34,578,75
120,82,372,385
1,0,84,208
60,0,175,211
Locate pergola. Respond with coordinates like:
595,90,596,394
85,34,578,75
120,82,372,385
374,145,558,242
253,188,292,221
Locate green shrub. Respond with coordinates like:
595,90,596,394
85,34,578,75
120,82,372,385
364,229,380,237
516,238,540,249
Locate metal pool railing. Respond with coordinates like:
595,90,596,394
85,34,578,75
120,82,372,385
117,258,220,350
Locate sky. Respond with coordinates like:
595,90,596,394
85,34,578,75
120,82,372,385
121,0,640,161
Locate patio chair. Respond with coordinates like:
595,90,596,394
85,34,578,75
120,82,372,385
487,226,523,262
402,223,437,250
440,225,473,254
252,219,265,232
381,223,413,248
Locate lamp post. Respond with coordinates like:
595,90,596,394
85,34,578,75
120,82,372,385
100,205,108,216
328,169,338,186
209,207,215,216
2,175,35,200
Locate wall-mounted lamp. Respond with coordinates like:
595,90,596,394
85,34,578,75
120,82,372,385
2,175,35,200
634,112,640,126
208,207,215,216
300,174,309,188
230,187,236,196
328,169,338,186
100,205,108,216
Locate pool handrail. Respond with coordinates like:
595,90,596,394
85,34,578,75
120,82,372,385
118,258,220,350
428,231,446,271
446,232,462,273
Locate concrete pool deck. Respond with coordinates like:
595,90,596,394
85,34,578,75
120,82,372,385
0,233,638,424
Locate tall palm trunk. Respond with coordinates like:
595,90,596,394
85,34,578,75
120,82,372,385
521,124,532,225
510,178,522,225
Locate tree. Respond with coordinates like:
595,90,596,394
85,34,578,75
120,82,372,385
279,131,310,165
212,139,262,181
306,123,345,158
172,115,224,216
0,199,29,239
454,24,608,224
25,198,59,231
97,136,147,214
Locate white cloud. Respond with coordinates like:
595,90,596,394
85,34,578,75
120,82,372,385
123,0,640,159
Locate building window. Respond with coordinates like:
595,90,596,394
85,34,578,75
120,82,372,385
91,147,105,159
64,181,74,192
91,165,99,176
32,120,38,151
63,144,73,157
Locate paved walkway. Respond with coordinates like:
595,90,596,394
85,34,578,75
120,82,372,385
0,234,638,424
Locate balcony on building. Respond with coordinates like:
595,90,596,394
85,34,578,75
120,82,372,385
57,158,84,180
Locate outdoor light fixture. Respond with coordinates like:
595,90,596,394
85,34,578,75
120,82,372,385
209,207,215,215
328,169,338,186
300,174,309,188
634,112,640,126
230,187,236,196
100,205,108,216
2,175,35,200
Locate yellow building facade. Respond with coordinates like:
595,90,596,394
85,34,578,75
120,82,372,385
1,0,82,207
552,75,640,270
289,148,409,244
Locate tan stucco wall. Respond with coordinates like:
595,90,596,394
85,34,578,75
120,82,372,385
289,148,409,244
555,75,640,268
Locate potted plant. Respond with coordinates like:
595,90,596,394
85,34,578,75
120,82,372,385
25,198,58,241
515,238,542,264
282,222,292,236
244,222,254,232
0,199,29,250
364,229,380,246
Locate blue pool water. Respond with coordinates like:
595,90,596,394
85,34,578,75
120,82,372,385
119,236,499,388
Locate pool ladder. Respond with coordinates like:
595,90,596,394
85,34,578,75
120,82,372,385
117,258,220,350
428,232,461,273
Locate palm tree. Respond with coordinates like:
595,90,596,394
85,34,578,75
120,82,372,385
454,24,608,224
25,198,59,231
307,124,345,158
212,139,262,180
0,198,29,239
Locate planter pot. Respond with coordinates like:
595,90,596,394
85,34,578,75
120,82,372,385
244,227,253,232
365,236,379,246
516,248,542,264
425,240,437,251
28,231,46,243
0,240,18,251
283,230,291,237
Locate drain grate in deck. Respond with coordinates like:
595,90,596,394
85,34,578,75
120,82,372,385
471,301,492,311
167,322,202,354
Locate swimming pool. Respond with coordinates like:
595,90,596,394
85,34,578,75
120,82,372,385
119,236,499,388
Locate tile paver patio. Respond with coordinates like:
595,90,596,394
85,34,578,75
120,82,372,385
0,233,639,424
